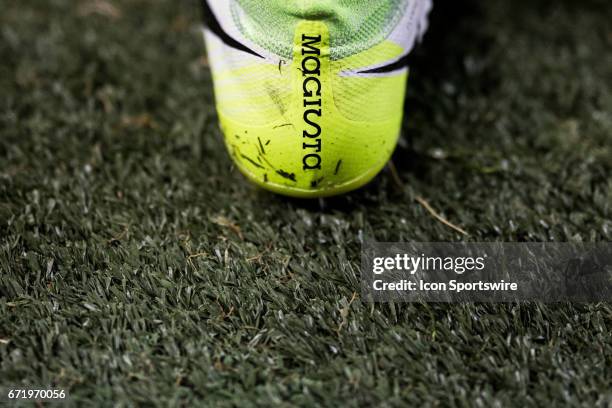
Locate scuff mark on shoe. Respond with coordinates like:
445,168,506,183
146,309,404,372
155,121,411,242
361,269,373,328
276,169,297,182
265,82,286,115
334,160,343,175
258,153,276,171
310,177,324,188
241,154,264,169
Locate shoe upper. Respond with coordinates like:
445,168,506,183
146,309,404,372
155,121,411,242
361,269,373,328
203,0,431,197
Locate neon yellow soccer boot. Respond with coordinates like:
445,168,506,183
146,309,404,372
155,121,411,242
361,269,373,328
202,0,432,198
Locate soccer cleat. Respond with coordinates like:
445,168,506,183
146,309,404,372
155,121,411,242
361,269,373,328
202,0,432,198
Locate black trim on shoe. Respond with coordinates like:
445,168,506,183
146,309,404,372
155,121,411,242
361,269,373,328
358,54,411,74
201,0,264,59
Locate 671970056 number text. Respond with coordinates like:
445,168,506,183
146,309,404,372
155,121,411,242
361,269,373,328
6,389,66,400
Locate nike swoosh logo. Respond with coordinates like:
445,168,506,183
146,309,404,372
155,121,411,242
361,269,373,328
201,1,264,59
358,54,411,75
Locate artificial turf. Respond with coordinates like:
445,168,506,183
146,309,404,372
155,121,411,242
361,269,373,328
1,0,611,406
